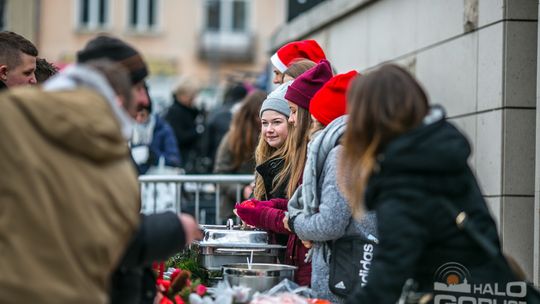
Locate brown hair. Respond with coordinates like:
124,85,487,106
283,59,316,81
340,64,429,217
0,31,38,68
227,90,267,170
283,105,313,197
35,58,58,83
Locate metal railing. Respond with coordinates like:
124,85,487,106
139,174,254,224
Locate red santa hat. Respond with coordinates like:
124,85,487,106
309,70,359,126
270,40,326,73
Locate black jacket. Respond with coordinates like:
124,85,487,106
110,212,186,304
255,157,289,247
256,157,288,200
204,103,234,168
346,116,509,303
164,97,201,167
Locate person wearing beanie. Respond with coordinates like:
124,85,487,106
77,35,150,112
285,71,377,303
235,58,323,287
76,34,200,304
309,70,358,126
285,59,333,123
271,40,326,84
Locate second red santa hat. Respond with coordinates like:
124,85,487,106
271,40,326,73
309,70,359,126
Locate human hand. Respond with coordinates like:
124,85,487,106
235,204,266,227
237,198,275,209
283,216,291,232
242,183,255,200
301,240,312,248
233,208,255,229
178,213,202,245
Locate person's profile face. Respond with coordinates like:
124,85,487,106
125,81,149,119
3,52,37,87
287,101,299,127
272,68,284,85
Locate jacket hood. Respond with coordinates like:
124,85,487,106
365,107,472,206
8,83,130,163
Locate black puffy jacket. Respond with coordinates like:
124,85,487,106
346,114,511,303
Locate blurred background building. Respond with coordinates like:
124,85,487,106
0,0,286,111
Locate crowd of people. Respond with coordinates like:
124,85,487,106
0,30,532,304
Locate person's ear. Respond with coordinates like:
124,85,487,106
0,65,8,81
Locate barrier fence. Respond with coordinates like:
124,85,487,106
138,174,254,225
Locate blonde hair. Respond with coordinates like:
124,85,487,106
252,122,293,200
284,106,313,198
173,77,199,99
252,59,318,199
340,64,429,218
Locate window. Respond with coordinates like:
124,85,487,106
77,0,109,30
204,0,249,33
129,0,158,32
0,0,5,30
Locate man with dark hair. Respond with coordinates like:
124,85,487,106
35,58,58,83
77,34,200,304
0,31,38,88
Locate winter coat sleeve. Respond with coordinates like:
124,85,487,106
236,204,291,235
292,148,351,241
345,197,431,304
119,212,186,267
150,117,182,168
160,120,182,167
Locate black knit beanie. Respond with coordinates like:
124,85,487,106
77,35,148,84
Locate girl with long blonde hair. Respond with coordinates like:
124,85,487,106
236,60,334,286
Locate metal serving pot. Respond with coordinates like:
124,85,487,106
195,220,286,271
222,263,297,294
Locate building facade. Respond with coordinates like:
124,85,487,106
2,0,286,107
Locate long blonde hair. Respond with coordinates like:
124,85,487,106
283,106,313,198
252,60,317,199
253,123,294,199
340,64,429,218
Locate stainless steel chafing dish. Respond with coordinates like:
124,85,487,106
193,219,286,271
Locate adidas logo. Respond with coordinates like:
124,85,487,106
334,281,346,289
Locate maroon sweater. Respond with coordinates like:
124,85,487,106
236,199,311,286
